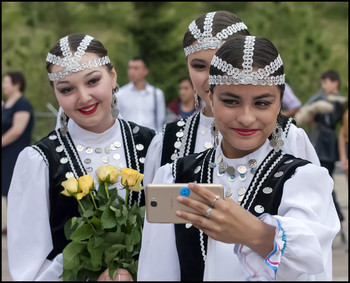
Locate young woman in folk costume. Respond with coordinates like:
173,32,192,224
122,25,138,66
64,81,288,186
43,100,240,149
143,11,320,187
137,35,339,280
7,33,155,281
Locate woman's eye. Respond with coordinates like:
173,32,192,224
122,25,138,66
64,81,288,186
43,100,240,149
256,101,271,107
222,99,237,105
60,87,72,94
88,78,100,85
191,64,207,70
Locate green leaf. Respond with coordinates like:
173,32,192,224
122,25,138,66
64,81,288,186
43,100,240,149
70,223,94,241
87,237,103,269
101,207,118,229
104,243,126,264
62,242,86,271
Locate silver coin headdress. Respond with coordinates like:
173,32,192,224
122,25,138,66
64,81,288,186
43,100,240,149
184,11,248,57
209,36,285,86
46,35,111,81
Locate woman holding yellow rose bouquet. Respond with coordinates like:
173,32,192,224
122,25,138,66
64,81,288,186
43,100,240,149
7,33,155,281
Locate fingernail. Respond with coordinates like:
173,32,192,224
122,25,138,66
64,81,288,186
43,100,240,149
176,210,181,216
177,196,183,202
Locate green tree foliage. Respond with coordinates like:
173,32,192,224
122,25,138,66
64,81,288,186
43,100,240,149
2,2,348,142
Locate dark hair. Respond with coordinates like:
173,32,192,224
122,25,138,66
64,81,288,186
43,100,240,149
46,33,113,85
321,70,341,88
209,35,285,98
5,71,26,92
178,76,193,88
130,56,149,69
183,11,250,49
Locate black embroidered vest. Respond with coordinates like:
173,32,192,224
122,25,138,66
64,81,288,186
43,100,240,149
172,147,309,281
32,119,155,260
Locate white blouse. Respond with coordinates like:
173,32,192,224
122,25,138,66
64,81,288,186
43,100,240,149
7,119,132,281
138,141,339,281
143,110,320,187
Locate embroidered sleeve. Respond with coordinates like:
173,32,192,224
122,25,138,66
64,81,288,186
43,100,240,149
234,213,286,280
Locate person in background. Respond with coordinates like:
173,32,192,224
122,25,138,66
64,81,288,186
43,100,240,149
7,33,155,281
165,76,200,123
305,69,347,242
281,83,301,117
117,56,166,133
2,71,34,235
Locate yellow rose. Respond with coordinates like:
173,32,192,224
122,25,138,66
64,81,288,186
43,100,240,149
61,177,79,196
96,165,121,184
78,174,94,194
121,168,144,188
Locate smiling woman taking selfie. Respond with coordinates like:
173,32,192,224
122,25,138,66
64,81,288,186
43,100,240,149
138,35,339,281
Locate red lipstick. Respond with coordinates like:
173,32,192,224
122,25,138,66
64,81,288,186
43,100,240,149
79,104,98,115
234,128,257,136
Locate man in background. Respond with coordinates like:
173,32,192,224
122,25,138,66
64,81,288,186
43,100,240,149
117,57,166,133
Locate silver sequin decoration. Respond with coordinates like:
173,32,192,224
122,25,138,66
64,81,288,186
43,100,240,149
177,120,185,127
105,146,111,154
237,165,247,174
118,163,125,169
65,172,74,179
56,145,64,153
84,158,91,164
136,144,144,151
114,141,122,148
139,157,145,163
200,129,207,135
274,171,284,178
237,194,244,202
194,166,201,174
174,141,182,149
113,153,121,160
171,153,178,161
110,144,116,150
204,141,213,149
49,135,57,140
284,159,293,164
217,155,223,164
225,187,233,197
263,187,273,194
102,156,109,163
86,167,93,173
176,131,184,138
85,147,93,154
60,157,68,164
254,205,265,214
185,223,193,229
95,147,103,154
238,187,247,196
133,126,140,134
76,145,84,152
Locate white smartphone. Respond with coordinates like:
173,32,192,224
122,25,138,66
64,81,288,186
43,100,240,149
145,183,224,223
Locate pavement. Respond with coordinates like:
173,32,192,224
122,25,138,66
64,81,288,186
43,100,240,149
1,166,348,281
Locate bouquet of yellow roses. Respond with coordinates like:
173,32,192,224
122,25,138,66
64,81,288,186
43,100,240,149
59,165,145,281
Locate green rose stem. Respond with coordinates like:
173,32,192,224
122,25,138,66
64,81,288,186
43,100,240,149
104,182,110,199
125,186,130,207
77,199,85,213
90,192,97,210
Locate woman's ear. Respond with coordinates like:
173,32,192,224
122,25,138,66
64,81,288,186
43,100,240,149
110,68,117,89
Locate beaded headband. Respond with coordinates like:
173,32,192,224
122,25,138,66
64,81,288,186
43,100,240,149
184,11,248,57
209,36,285,86
46,35,111,81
